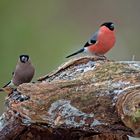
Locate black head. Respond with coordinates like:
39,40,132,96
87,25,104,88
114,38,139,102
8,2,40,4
100,22,114,31
20,55,29,63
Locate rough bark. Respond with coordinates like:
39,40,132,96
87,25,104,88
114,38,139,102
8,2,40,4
0,56,140,140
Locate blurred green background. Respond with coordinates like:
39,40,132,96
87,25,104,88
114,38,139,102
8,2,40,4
0,1,140,138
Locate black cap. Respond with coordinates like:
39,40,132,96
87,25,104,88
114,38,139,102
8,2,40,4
101,22,114,31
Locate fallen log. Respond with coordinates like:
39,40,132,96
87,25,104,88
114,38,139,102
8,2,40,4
0,56,140,140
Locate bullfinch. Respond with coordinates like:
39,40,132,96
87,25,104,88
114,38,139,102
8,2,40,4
66,22,115,58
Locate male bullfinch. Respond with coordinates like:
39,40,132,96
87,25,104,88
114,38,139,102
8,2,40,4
66,22,115,58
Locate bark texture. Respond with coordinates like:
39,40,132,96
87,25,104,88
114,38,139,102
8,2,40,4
0,56,140,140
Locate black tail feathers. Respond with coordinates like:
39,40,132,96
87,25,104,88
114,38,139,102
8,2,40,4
66,48,84,58
0,88,4,92
3,81,11,88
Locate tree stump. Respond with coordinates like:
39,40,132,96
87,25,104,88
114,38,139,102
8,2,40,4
0,56,140,140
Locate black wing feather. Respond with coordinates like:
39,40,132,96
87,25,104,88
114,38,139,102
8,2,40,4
84,31,98,47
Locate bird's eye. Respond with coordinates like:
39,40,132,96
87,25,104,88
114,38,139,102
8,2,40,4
110,23,114,30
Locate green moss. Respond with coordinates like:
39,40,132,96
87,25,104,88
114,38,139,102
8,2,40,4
93,63,125,81
132,109,140,123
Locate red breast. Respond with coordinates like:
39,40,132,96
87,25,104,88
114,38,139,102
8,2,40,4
88,26,116,55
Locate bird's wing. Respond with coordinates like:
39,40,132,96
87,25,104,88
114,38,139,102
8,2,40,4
84,31,99,47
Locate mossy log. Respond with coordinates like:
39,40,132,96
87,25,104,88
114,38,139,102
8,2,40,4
0,56,140,140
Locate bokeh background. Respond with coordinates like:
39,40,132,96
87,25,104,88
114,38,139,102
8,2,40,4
0,0,140,139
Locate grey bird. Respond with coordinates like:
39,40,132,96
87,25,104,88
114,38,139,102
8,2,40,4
1,55,35,92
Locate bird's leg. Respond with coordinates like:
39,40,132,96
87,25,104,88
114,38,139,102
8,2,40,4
95,54,108,60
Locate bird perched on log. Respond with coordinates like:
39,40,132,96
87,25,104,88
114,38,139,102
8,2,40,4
0,55,35,94
66,22,116,58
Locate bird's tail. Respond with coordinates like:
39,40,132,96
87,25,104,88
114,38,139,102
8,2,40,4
0,81,11,92
2,81,11,88
66,48,84,58
0,88,4,92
